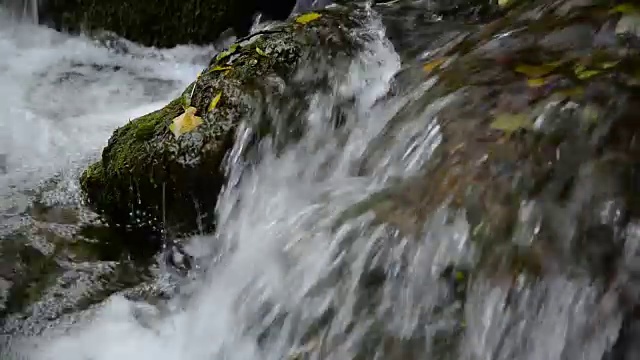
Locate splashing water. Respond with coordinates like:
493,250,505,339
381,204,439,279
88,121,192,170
0,3,632,360
0,8,212,227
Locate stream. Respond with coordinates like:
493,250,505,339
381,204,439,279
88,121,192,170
2,0,640,359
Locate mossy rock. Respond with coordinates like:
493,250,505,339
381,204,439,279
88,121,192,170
38,0,296,48
80,9,370,241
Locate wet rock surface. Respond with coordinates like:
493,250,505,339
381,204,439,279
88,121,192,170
0,186,172,335
80,9,374,242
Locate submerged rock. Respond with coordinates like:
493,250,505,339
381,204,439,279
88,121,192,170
323,2,640,358
37,0,297,48
80,9,372,240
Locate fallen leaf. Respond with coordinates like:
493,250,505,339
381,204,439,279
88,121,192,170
574,64,601,80
599,61,620,69
295,12,322,25
514,62,562,78
215,43,240,62
208,92,222,112
255,47,268,56
169,107,203,138
423,57,448,74
526,77,552,88
210,65,233,73
490,113,532,134
498,0,512,7
609,4,640,15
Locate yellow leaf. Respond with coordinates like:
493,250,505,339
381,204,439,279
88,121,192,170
609,4,639,15
255,47,268,56
210,65,232,73
526,77,551,88
169,107,203,138
295,12,322,25
490,113,532,133
498,0,512,7
514,62,561,78
423,57,448,74
574,64,601,80
577,69,601,79
599,61,620,69
208,92,222,112
215,43,240,62
455,271,465,281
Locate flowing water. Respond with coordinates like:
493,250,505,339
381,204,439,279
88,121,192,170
0,1,636,359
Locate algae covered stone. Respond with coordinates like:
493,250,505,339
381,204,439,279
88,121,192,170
80,9,370,238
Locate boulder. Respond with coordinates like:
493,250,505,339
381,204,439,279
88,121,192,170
80,8,371,239
37,0,297,47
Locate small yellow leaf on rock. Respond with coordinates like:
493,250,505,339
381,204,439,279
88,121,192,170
216,43,240,62
527,77,551,88
574,64,601,80
609,4,640,15
256,47,268,56
599,61,620,69
515,63,561,78
208,92,222,113
210,65,232,72
423,57,448,74
169,106,203,139
490,113,532,133
498,0,512,7
296,12,322,24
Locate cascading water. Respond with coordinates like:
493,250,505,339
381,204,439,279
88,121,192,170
1,1,637,359
1,0,39,23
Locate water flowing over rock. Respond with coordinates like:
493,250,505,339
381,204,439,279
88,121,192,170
4,0,640,359
80,9,376,242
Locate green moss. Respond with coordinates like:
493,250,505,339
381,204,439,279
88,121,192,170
106,98,183,172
